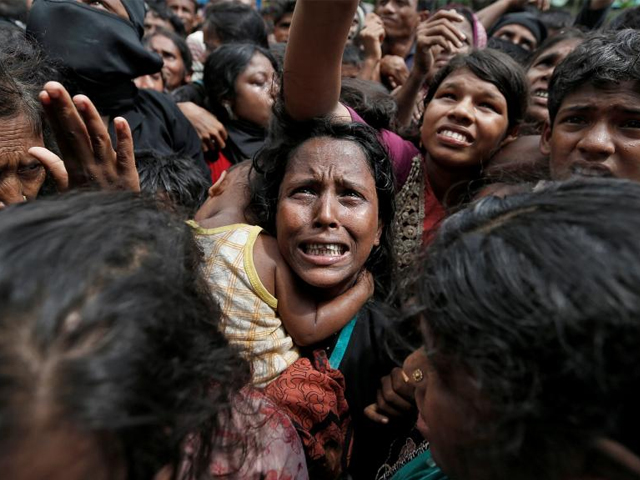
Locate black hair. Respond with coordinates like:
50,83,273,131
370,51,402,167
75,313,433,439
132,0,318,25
342,42,364,68
526,27,585,71
548,29,640,126
250,113,396,298
0,28,58,137
204,2,269,49
411,178,640,480
608,5,640,30
539,8,574,33
145,0,187,37
339,77,397,131
425,49,529,132
135,150,209,216
0,192,250,479
143,27,193,75
270,0,296,26
487,36,532,66
203,43,278,123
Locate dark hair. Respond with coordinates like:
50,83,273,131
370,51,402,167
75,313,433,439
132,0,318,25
548,29,640,126
526,27,585,70
539,8,574,32
143,27,193,75
203,43,278,123
342,42,364,68
0,192,250,479
608,5,640,30
204,2,269,49
0,29,57,137
412,178,640,480
487,36,532,66
135,150,209,216
250,114,396,298
425,49,529,132
270,0,296,26
340,77,397,131
145,0,187,37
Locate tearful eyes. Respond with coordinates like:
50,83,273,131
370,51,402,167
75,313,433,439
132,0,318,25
18,163,44,177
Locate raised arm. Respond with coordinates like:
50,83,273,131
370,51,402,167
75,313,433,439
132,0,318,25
284,0,359,121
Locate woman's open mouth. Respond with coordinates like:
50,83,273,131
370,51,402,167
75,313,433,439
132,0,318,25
436,127,473,147
299,243,349,265
533,89,548,105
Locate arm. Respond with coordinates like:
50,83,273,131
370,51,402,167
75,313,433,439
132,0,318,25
478,0,549,31
277,265,374,347
284,0,359,120
177,102,228,153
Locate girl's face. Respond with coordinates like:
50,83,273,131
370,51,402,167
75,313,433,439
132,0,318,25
421,68,512,170
148,35,189,91
276,137,382,297
232,52,277,128
526,38,582,124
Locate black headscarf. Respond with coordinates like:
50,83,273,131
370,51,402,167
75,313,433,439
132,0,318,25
27,0,162,115
488,12,548,46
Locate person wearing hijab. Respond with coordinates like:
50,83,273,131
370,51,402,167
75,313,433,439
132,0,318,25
488,12,547,52
27,0,209,181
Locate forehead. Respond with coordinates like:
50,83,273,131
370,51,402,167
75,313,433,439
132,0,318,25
240,53,274,75
532,38,581,64
558,81,640,112
0,116,42,159
285,137,373,179
435,68,506,102
167,0,196,11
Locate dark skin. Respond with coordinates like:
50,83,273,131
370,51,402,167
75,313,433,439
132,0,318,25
194,165,374,347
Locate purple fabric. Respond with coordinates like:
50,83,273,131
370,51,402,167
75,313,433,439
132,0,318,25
345,105,418,188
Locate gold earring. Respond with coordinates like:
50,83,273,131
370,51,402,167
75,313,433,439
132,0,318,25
412,368,424,383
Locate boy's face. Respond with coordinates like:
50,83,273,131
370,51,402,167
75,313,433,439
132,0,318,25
542,81,640,182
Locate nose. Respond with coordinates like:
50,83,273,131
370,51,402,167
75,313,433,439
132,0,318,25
313,193,339,229
447,96,474,124
576,121,616,161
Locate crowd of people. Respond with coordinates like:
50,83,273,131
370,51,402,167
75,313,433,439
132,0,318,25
1,0,640,478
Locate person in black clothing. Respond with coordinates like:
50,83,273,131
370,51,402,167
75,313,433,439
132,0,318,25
27,0,209,181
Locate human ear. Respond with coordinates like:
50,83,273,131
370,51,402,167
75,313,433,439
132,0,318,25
498,126,519,149
374,221,383,247
207,170,227,198
540,121,552,156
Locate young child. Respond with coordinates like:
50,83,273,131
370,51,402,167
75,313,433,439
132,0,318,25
541,29,640,183
190,161,373,388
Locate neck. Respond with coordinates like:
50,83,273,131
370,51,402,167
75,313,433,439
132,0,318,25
425,154,481,206
382,35,415,58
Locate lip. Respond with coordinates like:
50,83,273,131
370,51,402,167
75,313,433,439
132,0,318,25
531,88,548,106
435,125,474,147
297,240,351,267
569,161,614,178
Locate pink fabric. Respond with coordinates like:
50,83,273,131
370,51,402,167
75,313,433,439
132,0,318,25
345,105,419,188
182,388,309,480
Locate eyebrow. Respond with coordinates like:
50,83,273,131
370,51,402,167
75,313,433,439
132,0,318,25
534,52,560,65
560,105,640,116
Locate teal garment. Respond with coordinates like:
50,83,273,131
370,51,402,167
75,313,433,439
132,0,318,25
391,449,448,480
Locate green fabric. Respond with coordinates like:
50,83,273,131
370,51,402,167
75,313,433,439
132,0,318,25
391,449,448,480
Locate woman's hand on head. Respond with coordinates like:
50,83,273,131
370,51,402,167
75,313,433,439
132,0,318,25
358,13,386,60
414,10,467,76
380,55,410,89
36,82,139,192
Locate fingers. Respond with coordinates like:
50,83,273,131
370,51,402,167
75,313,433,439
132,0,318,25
418,19,467,49
114,117,140,192
73,95,114,165
40,82,93,180
29,147,69,192
364,403,390,424
380,371,415,411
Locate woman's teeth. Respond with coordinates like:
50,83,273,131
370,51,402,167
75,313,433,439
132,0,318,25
534,90,548,98
305,244,345,256
441,130,469,143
